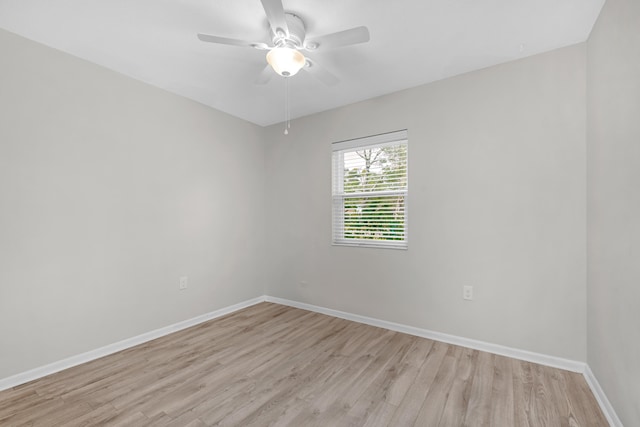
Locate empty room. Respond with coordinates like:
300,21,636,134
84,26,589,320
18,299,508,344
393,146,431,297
0,0,638,425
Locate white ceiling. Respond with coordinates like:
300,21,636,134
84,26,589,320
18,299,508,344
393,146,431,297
0,0,604,126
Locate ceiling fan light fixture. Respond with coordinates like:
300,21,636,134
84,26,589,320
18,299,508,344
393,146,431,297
266,47,305,77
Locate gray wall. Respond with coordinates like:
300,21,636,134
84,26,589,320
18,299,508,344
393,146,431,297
0,29,265,379
264,44,588,361
587,0,640,424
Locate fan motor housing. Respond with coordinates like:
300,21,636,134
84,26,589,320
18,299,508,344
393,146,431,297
273,13,306,48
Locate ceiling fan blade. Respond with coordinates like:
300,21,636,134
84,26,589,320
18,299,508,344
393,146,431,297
197,34,269,50
260,0,289,37
305,26,370,50
303,59,339,86
255,65,273,85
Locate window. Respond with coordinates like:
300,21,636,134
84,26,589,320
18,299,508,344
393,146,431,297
332,130,408,249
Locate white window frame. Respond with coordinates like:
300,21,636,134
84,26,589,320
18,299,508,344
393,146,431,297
332,130,408,249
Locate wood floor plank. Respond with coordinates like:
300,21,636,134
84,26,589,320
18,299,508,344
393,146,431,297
489,354,515,426
530,362,559,426
310,334,417,426
388,341,454,426
544,364,581,426
0,389,42,419
238,324,377,426
62,403,125,427
413,344,463,425
0,302,608,426
386,338,435,406
347,341,429,426
439,347,478,426
562,370,610,426
463,350,495,426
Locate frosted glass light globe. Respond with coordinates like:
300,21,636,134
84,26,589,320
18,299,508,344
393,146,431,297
266,47,306,77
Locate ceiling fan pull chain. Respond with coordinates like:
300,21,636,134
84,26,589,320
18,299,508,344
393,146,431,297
284,76,290,135
287,77,291,130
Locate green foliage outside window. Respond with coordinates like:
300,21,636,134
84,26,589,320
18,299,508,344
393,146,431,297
342,144,407,241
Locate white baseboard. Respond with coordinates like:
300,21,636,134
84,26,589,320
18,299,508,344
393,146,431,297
0,296,265,392
265,296,586,373
583,365,623,427
266,296,625,426
1,294,622,427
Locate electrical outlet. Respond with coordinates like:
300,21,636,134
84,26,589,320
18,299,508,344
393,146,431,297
179,276,188,290
463,285,473,301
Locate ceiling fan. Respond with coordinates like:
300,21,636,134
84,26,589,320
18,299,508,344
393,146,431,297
197,0,370,85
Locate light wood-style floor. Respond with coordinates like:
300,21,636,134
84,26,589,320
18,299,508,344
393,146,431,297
0,302,607,426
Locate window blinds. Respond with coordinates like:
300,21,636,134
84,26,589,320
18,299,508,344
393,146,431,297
332,130,408,249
